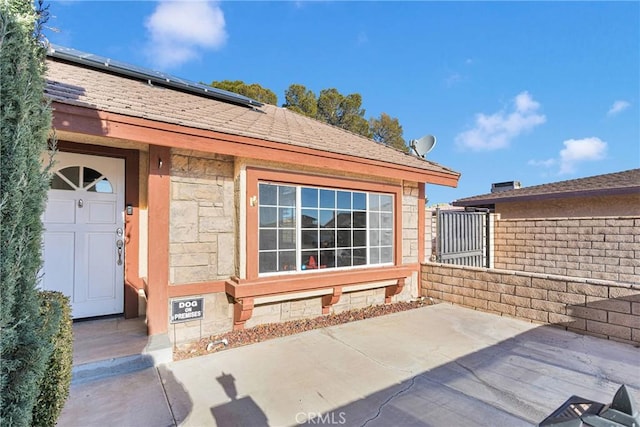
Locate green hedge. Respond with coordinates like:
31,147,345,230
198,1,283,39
31,291,73,427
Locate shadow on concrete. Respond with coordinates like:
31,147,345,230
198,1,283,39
301,321,640,426
210,372,269,427
158,304,639,426
158,364,194,425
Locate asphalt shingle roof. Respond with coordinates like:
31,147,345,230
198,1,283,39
45,57,459,179
453,168,640,207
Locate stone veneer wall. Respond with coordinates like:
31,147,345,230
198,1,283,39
494,216,640,285
421,263,640,346
169,150,236,283
246,288,388,329
402,182,419,265
168,150,235,343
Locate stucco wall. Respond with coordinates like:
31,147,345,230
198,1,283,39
494,216,640,284
495,194,640,219
169,150,236,284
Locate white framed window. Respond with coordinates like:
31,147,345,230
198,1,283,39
258,183,394,275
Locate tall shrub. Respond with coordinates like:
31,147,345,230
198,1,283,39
31,292,73,427
0,1,55,425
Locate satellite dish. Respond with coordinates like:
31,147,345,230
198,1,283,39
410,135,437,158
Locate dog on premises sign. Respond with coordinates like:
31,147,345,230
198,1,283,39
171,298,204,323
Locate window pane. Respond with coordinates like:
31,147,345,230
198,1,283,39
319,210,335,228
301,187,318,208
50,174,74,190
337,249,351,267
353,192,366,210
83,167,102,188
381,247,393,263
320,230,335,248
370,212,379,228
353,211,366,228
380,195,393,212
259,230,277,250
279,207,295,227
87,178,113,193
257,183,394,274
302,230,319,249
370,230,380,246
279,186,296,206
337,230,351,247
301,209,318,228
259,252,277,273
302,250,320,270
381,213,393,228
337,191,351,209
369,194,380,210
320,250,335,268
381,230,393,246
320,189,335,208
279,251,296,271
353,230,366,247
370,248,380,264
59,167,80,187
353,248,367,266
259,183,277,205
259,207,277,227
337,211,351,228
279,229,296,250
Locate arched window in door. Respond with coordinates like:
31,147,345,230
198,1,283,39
50,166,113,193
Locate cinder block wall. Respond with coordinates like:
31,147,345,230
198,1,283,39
421,263,640,346
494,217,640,284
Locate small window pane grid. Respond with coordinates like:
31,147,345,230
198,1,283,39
50,166,113,193
258,183,394,275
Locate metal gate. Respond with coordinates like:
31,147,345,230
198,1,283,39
436,209,490,267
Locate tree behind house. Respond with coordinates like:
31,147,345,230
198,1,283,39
210,80,278,105
0,1,56,425
370,112,409,153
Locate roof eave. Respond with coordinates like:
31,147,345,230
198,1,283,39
51,101,461,187
453,186,640,207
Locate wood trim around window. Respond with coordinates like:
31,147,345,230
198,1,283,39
245,167,403,280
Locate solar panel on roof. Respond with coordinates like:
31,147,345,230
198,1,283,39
46,44,264,108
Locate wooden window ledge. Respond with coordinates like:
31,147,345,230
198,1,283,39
226,265,414,330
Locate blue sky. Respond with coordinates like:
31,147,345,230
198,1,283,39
44,1,639,205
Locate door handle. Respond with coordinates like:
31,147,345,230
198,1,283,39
116,239,123,265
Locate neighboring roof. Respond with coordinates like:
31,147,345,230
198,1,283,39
453,169,640,207
44,50,459,182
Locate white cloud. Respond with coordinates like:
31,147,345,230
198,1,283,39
455,91,546,151
607,100,630,117
528,158,556,168
559,137,607,174
145,1,227,69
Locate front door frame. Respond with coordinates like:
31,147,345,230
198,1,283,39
57,141,141,318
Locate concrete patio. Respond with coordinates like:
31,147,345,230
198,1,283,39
58,303,640,426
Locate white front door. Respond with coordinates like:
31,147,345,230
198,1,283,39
42,152,125,318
